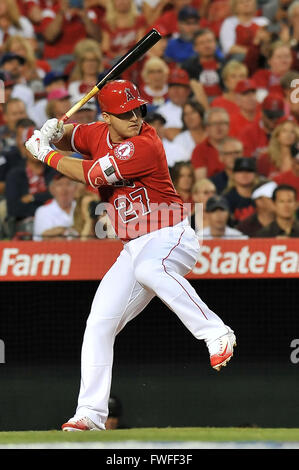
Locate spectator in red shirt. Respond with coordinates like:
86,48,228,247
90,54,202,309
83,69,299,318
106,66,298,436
258,119,299,178
211,60,248,118
100,0,146,64
252,41,294,100
40,0,101,72
191,107,229,180
272,142,299,201
153,0,198,37
182,28,224,101
199,0,231,38
219,0,269,59
142,0,173,27
239,93,285,158
229,78,259,139
139,57,169,112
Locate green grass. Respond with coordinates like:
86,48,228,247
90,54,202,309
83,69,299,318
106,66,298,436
0,428,298,444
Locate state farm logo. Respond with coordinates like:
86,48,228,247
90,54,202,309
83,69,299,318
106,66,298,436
193,244,299,276
114,141,134,160
0,248,71,277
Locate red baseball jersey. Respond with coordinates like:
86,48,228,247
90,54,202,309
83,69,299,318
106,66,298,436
239,120,269,158
191,137,224,177
71,122,186,241
251,69,284,97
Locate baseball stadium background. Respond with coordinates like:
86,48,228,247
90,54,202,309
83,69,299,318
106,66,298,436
0,238,298,438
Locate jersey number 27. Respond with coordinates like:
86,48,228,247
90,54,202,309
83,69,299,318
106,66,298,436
114,187,151,224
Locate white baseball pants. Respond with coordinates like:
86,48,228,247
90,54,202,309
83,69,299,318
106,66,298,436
73,220,229,429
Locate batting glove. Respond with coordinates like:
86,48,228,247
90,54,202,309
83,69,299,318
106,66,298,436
40,118,64,143
25,130,53,162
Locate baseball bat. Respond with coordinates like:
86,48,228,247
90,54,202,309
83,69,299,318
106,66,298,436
59,28,162,124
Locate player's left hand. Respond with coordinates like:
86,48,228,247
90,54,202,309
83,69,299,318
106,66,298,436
41,118,64,143
25,130,53,162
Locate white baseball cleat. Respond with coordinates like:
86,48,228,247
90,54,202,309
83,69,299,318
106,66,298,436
207,327,237,371
62,416,102,431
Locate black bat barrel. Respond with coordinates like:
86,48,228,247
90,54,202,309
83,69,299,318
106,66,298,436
96,29,162,90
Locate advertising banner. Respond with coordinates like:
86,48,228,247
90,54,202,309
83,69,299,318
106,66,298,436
0,239,298,281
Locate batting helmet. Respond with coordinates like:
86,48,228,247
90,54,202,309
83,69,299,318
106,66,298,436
98,80,148,117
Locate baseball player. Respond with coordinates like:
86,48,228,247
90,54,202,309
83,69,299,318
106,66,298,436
25,80,236,432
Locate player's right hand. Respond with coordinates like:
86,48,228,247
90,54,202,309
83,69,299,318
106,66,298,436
40,118,64,143
25,130,53,162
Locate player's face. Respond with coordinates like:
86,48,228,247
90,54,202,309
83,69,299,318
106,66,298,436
274,190,297,219
103,107,143,142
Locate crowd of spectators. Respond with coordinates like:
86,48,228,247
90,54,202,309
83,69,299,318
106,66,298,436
1,0,299,241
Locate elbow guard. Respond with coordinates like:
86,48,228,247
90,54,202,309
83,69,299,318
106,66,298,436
82,154,122,188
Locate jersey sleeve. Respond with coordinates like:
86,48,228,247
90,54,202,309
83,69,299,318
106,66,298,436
71,123,97,158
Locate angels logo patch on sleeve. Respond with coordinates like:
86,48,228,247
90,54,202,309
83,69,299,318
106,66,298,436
114,141,135,160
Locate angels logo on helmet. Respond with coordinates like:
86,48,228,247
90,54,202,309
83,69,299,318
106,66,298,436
125,88,135,102
114,141,135,160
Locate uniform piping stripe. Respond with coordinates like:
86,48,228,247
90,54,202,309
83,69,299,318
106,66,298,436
161,229,208,320
71,125,80,153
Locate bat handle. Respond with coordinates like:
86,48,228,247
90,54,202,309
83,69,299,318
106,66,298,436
59,114,69,124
